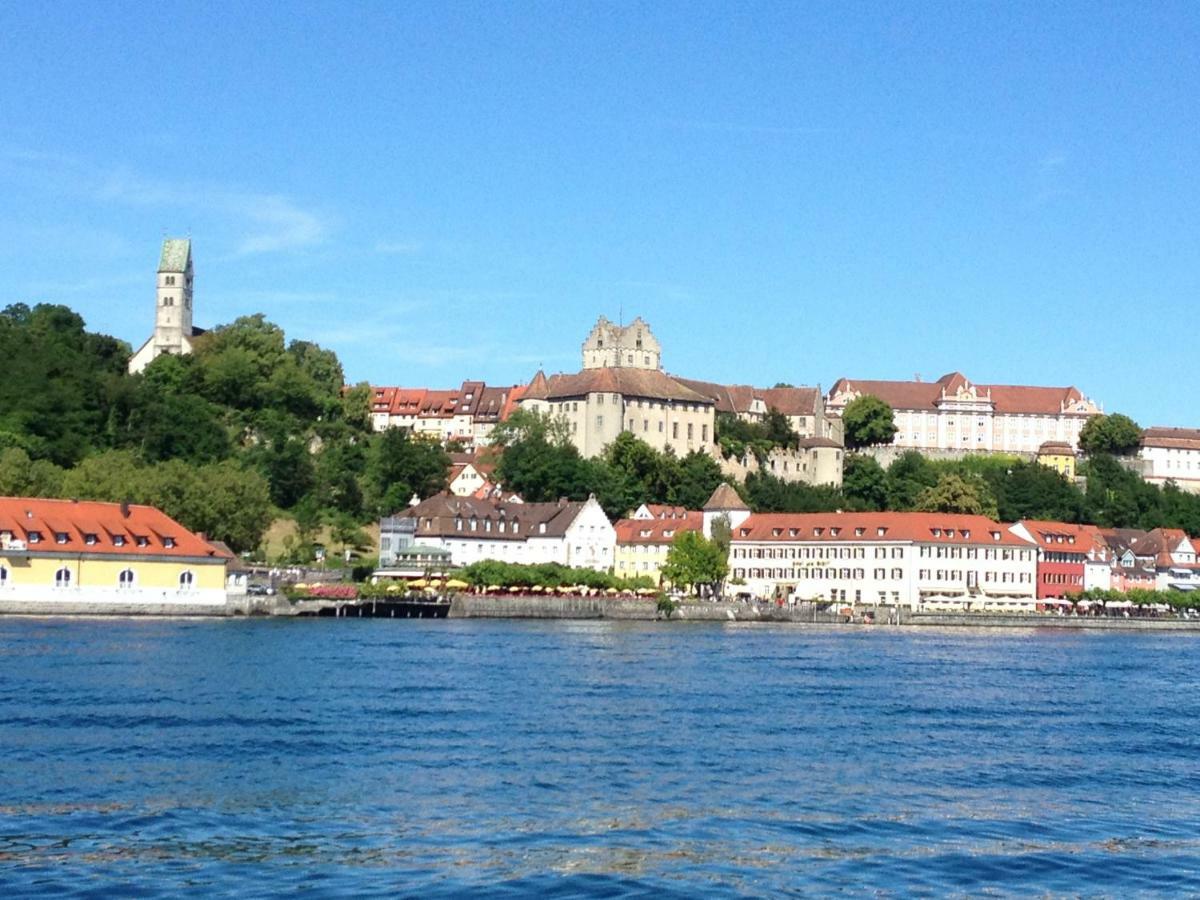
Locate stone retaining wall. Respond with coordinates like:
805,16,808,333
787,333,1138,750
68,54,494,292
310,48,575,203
909,613,1200,630
448,594,836,622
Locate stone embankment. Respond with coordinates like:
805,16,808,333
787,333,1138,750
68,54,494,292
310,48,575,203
908,613,1200,630
447,594,842,622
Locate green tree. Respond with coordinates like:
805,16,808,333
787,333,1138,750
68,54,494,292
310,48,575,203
259,437,317,508
669,452,724,510
842,454,888,510
982,460,1084,523
1079,413,1143,456
914,472,998,518
660,530,728,597
330,511,372,559
742,472,845,513
364,428,449,515
884,451,938,510
841,395,897,449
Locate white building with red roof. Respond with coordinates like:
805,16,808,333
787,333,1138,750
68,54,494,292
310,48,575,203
369,381,527,446
1139,427,1200,494
826,371,1101,454
729,511,1037,609
0,497,230,610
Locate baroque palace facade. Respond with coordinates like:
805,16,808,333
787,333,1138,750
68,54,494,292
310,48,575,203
825,371,1102,454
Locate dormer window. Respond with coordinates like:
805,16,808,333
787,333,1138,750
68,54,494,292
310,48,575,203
877,527,888,536
113,535,126,547
137,536,149,547
27,531,41,544
830,527,841,537
740,528,750,537
772,528,782,537
962,530,970,539
813,527,824,536
945,529,955,538
55,532,69,544
789,528,799,537
85,533,97,545
664,529,674,537
539,523,546,534
931,528,941,537
855,527,865,536
164,537,176,549
991,532,1001,542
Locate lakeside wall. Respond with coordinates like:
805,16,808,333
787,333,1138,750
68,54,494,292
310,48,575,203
448,594,810,622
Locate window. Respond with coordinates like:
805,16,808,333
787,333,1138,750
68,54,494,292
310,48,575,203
687,423,694,439
0,565,6,586
118,568,135,589
163,537,175,549
28,531,41,544
113,535,126,547
85,533,97,545
55,566,71,588
596,415,604,430
137,536,149,547
55,532,68,544
179,570,195,590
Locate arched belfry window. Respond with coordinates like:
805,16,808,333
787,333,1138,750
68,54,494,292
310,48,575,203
55,567,71,588
118,569,135,589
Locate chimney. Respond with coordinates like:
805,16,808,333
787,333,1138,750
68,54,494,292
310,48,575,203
120,500,130,518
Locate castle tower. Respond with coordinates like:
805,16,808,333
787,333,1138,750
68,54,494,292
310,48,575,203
581,315,662,370
128,238,198,374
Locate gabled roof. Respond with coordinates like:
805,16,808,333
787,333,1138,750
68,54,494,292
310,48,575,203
158,238,191,273
614,512,701,545
675,378,821,417
703,483,749,511
402,494,598,540
1013,520,1107,556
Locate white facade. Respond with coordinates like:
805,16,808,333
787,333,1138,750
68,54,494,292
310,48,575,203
582,316,662,370
1139,429,1200,494
826,372,1101,453
411,496,615,571
728,512,1038,609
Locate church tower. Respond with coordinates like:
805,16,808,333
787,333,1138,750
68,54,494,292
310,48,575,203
128,238,198,374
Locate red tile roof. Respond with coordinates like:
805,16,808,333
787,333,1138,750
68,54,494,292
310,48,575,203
614,513,702,545
829,372,1095,416
732,511,1033,546
0,497,223,559
675,379,821,417
1142,427,1200,451
538,368,713,404
1015,520,1106,555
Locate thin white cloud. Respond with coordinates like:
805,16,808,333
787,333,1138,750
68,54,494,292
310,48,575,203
374,240,425,255
2,149,330,256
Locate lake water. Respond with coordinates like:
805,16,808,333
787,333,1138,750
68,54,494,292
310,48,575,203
1,618,1199,897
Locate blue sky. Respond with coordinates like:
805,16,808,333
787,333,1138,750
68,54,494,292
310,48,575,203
1,2,1197,425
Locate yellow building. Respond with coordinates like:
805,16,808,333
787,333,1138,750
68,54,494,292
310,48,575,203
1037,441,1077,479
0,497,229,610
613,506,702,585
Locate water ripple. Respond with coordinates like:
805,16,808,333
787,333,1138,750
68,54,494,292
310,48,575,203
1,619,1199,896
